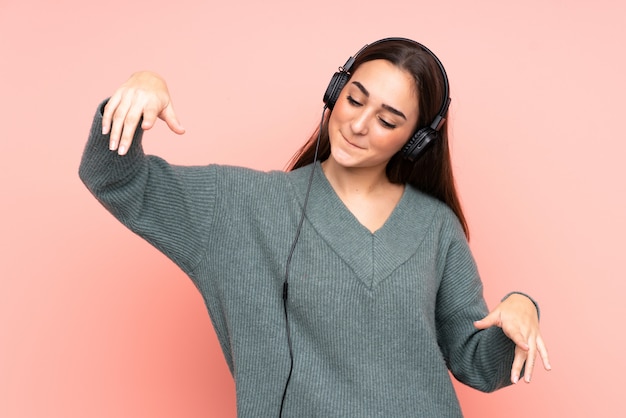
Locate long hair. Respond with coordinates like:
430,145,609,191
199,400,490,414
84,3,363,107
286,38,469,239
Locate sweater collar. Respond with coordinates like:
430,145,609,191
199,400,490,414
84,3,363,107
287,163,439,289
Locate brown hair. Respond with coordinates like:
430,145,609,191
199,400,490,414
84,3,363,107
286,38,469,239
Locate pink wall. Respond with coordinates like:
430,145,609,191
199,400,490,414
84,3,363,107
2,0,625,416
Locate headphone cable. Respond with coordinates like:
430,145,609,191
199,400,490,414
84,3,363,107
278,105,326,417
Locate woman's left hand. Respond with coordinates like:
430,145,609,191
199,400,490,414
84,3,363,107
473,293,551,384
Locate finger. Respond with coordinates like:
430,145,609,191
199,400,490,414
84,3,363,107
523,340,537,383
108,96,132,151
508,330,530,352
102,93,122,136
141,103,159,131
536,335,552,371
160,103,185,135
511,345,527,384
473,311,501,330
117,103,144,155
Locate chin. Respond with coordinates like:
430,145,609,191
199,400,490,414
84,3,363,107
328,148,359,167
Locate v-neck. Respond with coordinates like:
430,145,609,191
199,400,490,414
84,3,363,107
286,163,440,289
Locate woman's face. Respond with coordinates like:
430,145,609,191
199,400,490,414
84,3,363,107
327,59,419,171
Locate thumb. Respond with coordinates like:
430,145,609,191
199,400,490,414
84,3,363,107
160,103,186,135
474,310,502,330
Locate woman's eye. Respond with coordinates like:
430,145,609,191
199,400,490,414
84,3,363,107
346,96,362,106
379,118,396,129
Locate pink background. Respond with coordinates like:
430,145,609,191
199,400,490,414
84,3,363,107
2,0,625,416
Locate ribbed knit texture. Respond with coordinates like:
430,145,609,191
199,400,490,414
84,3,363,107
79,101,518,417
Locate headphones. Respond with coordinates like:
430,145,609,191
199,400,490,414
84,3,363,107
322,37,452,162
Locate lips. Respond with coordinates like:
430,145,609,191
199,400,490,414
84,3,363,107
342,132,365,149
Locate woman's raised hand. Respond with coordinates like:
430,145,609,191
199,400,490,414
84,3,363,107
473,293,551,384
102,71,185,155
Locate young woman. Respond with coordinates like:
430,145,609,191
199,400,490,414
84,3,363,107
79,37,550,417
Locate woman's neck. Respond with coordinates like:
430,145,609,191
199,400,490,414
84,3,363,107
320,158,405,233
321,158,397,197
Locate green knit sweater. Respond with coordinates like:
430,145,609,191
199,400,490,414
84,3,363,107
79,102,517,417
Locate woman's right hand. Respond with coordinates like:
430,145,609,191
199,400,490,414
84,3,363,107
102,71,185,155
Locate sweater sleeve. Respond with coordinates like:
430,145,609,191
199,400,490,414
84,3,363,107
434,215,518,393
78,100,217,275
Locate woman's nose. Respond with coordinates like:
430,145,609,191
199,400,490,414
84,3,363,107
350,109,370,135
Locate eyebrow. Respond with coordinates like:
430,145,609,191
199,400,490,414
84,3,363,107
351,81,407,120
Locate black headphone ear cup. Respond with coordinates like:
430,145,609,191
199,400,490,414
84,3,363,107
323,71,349,110
401,128,438,161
